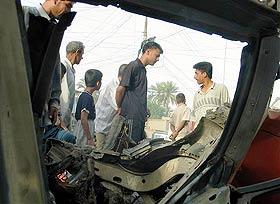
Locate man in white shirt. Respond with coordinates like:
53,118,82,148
192,61,230,128
95,64,127,150
169,93,191,141
60,41,85,129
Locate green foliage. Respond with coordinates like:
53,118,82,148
149,81,178,108
147,99,168,119
148,81,179,118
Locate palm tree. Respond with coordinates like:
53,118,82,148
149,81,179,110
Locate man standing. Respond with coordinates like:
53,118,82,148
192,61,230,127
21,0,75,199
169,93,191,141
116,42,163,143
95,64,127,150
60,41,85,129
22,0,74,127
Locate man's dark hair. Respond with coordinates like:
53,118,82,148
142,41,163,54
176,93,185,104
85,69,103,87
193,61,213,79
118,64,127,77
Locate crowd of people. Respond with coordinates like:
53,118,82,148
22,0,230,150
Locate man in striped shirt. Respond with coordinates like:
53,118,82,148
192,61,230,128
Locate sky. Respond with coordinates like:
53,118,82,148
21,0,247,108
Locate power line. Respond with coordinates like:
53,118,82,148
158,28,185,40
164,56,195,86
81,53,135,66
163,51,240,61
81,9,120,43
84,12,132,49
81,46,137,65
83,15,133,57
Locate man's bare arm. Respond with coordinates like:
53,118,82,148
115,85,126,109
170,123,175,133
176,121,187,134
81,111,95,146
169,121,188,140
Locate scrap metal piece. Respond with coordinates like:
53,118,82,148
119,117,223,173
45,139,92,165
103,114,136,152
122,140,151,159
178,143,205,159
94,157,196,192
45,140,97,203
205,105,231,128
121,138,171,160
183,186,231,204
101,181,145,204
159,123,224,203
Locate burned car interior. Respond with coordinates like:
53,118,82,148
44,106,228,203
1,0,280,203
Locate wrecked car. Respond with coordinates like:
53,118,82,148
44,106,229,203
1,0,280,203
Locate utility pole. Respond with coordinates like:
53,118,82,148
138,17,155,57
143,16,148,40
138,17,148,57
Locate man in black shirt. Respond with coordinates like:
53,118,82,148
22,0,74,131
116,42,163,143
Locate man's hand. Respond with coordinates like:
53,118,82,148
58,117,68,130
49,106,59,124
116,107,121,115
169,130,178,141
87,138,95,146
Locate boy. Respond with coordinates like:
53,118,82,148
74,69,103,147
